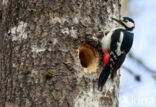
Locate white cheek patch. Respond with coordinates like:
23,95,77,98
126,21,134,28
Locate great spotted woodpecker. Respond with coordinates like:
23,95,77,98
98,17,135,91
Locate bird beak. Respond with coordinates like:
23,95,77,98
111,17,123,25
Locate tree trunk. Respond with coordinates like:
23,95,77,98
0,0,121,107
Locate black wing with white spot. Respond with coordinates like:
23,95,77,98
110,29,134,79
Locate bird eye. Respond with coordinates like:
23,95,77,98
125,20,128,22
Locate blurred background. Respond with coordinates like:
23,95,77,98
119,0,156,107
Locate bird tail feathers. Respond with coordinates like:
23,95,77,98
98,65,110,91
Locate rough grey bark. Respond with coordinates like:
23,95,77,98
0,0,121,107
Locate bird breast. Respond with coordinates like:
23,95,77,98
101,30,114,50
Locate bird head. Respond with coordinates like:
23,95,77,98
112,17,135,31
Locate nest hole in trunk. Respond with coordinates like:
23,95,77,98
78,44,100,73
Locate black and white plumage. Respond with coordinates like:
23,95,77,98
98,17,135,91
